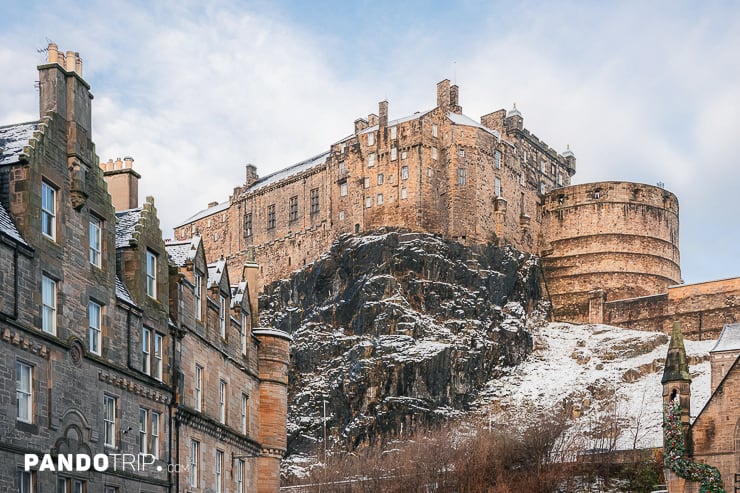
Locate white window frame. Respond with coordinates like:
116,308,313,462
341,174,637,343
241,393,248,435
401,187,407,200
494,150,501,169
215,450,224,493
142,327,151,375
18,469,33,493
432,124,438,137
365,197,372,208
457,168,467,185
89,215,102,267
195,365,203,412
495,177,502,197
146,250,157,298
89,301,102,355
153,332,163,380
42,274,57,335
390,126,397,139
236,459,245,493
401,166,409,180
219,379,227,424
41,180,56,240
390,147,397,161
377,173,384,185
377,193,384,205
139,407,148,455
103,394,116,447
241,314,248,356
194,272,202,321
151,411,160,459
367,132,375,146
189,439,199,487
219,294,226,339
367,153,375,167
16,361,32,423
340,182,348,197
432,147,438,160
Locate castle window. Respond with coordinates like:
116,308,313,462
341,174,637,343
146,250,157,298
457,168,467,185
310,188,320,215
88,300,102,355
494,177,502,197
367,132,375,146
432,124,438,137
494,150,501,169
339,160,346,175
289,196,299,222
365,197,373,208
391,147,398,161
195,365,203,411
458,148,465,158
432,147,438,160
364,177,370,189
520,172,525,186
340,182,348,197
89,214,102,267
244,213,253,238
267,204,276,229
16,361,33,423
427,168,433,177
103,394,117,447
593,189,601,199
551,164,557,175
377,193,384,205
41,180,57,240
540,160,546,173
390,126,397,139
339,211,345,220
538,181,546,195
557,172,563,186
42,274,57,335
368,153,375,167
401,166,409,180
401,187,408,200
401,151,407,160
377,173,384,185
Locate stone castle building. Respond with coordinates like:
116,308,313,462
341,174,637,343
0,44,289,493
175,81,739,340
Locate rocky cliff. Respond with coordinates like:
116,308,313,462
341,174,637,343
258,229,548,455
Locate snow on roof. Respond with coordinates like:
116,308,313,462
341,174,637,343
175,200,230,228
115,275,138,307
357,110,432,135
241,151,330,197
165,236,201,267
711,323,740,353
448,112,501,139
0,121,39,166
207,258,227,288
0,201,28,247
231,280,248,309
115,208,143,248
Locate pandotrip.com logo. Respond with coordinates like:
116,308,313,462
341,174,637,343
24,453,188,473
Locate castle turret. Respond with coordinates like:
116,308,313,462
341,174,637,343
254,327,291,493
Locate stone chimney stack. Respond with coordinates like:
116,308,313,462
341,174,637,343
245,164,259,187
449,84,462,114
39,43,94,166
437,79,451,110
101,156,141,211
367,113,379,127
354,118,369,134
379,100,388,128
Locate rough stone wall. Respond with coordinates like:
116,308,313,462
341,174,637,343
604,277,740,339
175,81,575,291
541,182,681,322
689,357,740,492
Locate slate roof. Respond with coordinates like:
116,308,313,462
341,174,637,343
0,121,39,166
115,208,142,248
115,276,138,307
711,323,740,353
0,201,28,247
231,280,248,309
207,259,227,288
165,236,201,267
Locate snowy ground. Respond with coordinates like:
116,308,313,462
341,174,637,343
476,322,715,450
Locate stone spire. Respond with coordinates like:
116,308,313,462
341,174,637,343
662,320,691,385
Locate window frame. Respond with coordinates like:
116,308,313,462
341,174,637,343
194,272,203,321
145,250,157,298
377,173,384,185
457,168,467,185
339,182,348,197
494,150,502,169
219,294,227,339
16,361,33,423
494,177,502,197
310,188,320,215
236,459,245,493
42,274,57,335
89,214,102,267
139,407,148,455
267,204,276,230
390,147,398,161
103,394,116,447
151,411,160,459
400,187,408,200
401,166,409,180
195,365,203,412
377,193,384,205
189,439,200,487
219,379,227,424
41,180,57,240
88,301,102,355
153,332,163,380
244,212,253,238
215,449,224,493
288,196,299,223
241,393,248,435
367,152,375,167
241,313,248,356
390,126,397,139
142,327,151,375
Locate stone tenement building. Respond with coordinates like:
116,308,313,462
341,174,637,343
0,44,289,493
176,81,739,339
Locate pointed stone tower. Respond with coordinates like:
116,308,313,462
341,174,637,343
662,321,692,493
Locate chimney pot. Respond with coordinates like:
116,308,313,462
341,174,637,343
65,51,76,72
47,43,58,64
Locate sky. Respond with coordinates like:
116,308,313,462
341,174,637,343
0,0,738,284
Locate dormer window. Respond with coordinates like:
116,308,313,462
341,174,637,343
146,250,157,298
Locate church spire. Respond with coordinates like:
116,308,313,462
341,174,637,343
662,320,691,385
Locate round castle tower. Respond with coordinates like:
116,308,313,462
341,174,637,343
541,181,681,322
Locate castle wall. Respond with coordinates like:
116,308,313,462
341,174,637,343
604,277,740,339
541,182,681,322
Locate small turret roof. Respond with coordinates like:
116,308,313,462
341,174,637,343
562,144,575,158
662,321,692,384
507,103,522,118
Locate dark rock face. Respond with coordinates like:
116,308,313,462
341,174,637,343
259,229,545,455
